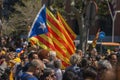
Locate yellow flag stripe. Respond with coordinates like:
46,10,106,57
57,12,77,39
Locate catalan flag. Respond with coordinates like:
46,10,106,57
28,5,76,68
92,29,100,48
56,12,76,56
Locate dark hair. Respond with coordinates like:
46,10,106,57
83,67,97,79
28,51,37,59
108,53,117,60
41,68,53,80
96,55,101,61
63,70,79,80
80,58,89,68
54,59,61,68
20,53,27,60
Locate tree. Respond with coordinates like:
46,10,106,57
2,0,41,36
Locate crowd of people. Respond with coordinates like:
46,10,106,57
0,36,120,80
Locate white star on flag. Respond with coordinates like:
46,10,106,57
39,22,46,31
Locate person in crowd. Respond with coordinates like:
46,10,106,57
108,53,118,68
13,50,39,80
22,51,39,72
41,68,56,80
114,48,119,55
1,47,7,55
54,59,62,80
45,51,57,69
62,70,79,80
6,52,21,80
75,49,84,58
78,58,89,70
13,53,28,80
1,37,7,47
65,54,81,71
20,38,28,47
65,54,81,80
37,49,50,62
83,67,97,80
20,59,45,80
90,48,98,58
0,49,8,79
97,60,115,80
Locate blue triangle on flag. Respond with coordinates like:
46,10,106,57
28,5,48,38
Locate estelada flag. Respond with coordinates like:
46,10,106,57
28,5,76,68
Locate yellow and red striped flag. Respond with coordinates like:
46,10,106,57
56,12,77,60
56,12,77,40
28,5,76,68
92,28,101,48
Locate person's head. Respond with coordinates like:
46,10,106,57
2,47,7,52
28,59,45,78
49,51,57,61
108,53,117,66
7,52,16,59
20,53,28,63
98,60,114,80
98,60,112,71
37,49,50,60
90,48,97,56
75,49,83,57
28,51,38,61
80,58,89,68
41,68,56,80
83,67,97,80
70,54,81,65
54,59,62,68
63,70,79,80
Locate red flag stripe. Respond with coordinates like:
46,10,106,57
46,14,75,50
53,42,70,63
35,35,56,50
53,41,69,58
57,14,76,40
62,61,69,67
60,21,75,40
47,25,73,55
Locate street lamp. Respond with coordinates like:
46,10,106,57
112,10,120,42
